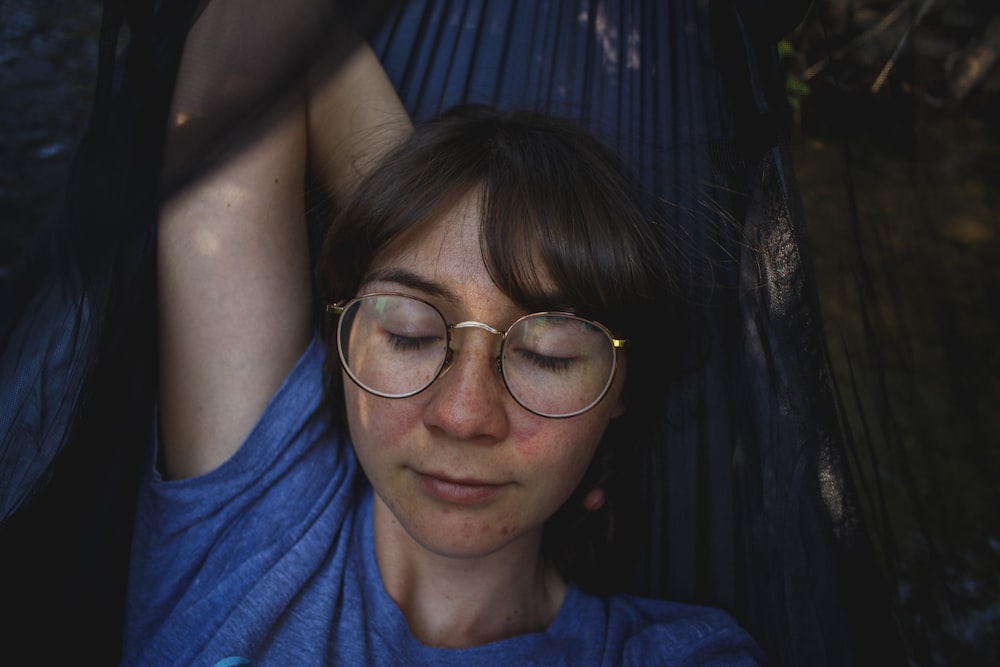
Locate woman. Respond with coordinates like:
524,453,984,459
123,8,763,659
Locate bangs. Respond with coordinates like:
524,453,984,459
318,105,672,339
477,132,665,334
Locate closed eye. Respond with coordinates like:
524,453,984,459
515,348,574,373
385,332,442,352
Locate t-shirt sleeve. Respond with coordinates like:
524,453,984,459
598,593,767,666
123,334,357,662
622,613,767,666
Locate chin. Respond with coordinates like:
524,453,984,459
386,494,544,561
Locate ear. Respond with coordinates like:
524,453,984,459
582,487,606,511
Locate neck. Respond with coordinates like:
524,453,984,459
372,497,568,648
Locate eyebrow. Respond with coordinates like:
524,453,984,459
361,267,576,315
361,268,461,302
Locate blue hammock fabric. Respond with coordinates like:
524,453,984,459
0,0,902,664
370,3,899,664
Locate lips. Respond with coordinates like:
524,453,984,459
415,471,507,505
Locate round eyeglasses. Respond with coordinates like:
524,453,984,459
327,292,626,418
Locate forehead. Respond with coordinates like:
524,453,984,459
368,192,483,280
363,192,565,321
363,193,506,312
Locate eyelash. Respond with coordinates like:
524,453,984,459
518,349,572,373
386,333,440,351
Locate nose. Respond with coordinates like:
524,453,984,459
422,329,510,442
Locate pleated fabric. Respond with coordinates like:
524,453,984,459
371,3,901,664
0,0,902,664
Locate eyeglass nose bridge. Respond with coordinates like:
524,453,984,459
443,320,507,374
449,320,505,337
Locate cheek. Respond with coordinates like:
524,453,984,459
342,377,370,448
512,414,610,496
343,377,420,477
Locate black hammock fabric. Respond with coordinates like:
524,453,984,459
0,0,903,664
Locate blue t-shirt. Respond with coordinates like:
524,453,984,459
124,336,765,666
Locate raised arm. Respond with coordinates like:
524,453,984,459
158,3,410,480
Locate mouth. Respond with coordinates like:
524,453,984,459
415,471,508,505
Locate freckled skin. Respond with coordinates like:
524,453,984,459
344,193,626,566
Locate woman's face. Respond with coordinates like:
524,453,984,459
343,192,626,562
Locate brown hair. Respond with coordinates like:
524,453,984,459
316,104,681,594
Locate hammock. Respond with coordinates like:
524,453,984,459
0,1,904,664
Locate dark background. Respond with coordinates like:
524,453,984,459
785,1,999,663
1,0,996,663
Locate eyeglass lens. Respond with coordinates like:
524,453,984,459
336,294,617,417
